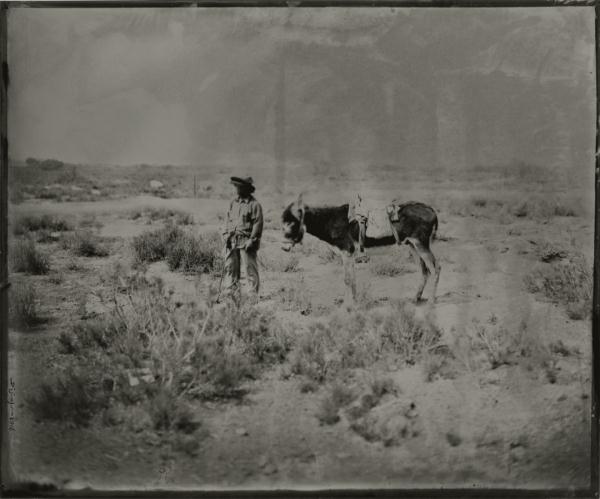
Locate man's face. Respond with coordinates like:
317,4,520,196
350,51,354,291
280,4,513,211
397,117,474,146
233,184,244,197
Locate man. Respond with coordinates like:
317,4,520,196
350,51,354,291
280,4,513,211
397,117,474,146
222,176,264,298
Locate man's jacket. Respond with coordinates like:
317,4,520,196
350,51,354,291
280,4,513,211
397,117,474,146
223,195,264,250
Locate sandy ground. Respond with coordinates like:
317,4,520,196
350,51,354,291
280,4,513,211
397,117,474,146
6,177,594,491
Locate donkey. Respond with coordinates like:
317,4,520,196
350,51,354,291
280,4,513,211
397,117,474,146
281,195,441,304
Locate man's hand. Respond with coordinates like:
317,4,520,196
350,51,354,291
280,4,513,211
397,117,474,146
244,239,256,251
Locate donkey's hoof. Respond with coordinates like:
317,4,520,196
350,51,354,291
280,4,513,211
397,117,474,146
413,296,427,305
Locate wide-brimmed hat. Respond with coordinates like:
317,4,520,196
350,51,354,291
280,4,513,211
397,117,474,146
230,176,255,192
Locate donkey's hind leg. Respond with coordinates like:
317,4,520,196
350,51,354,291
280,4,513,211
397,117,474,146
407,242,429,302
412,240,441,302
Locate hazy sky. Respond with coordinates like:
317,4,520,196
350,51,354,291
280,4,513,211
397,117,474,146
7,7,595,168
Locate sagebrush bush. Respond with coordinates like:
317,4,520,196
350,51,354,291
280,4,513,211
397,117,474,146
524,253,592,320
11,238,50,274
61,231,109,257
166,231,222,274
13,214,72,235
291,303,441,383
29,361,110,427
291,322,335,382
9,281,41,328
316,383,356,425
61,272,290,402
132,225,182,263
452,318,553,373
133,225,222,274
147,388,198,432
58,318,116,354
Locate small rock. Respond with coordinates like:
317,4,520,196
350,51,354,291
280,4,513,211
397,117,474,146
557,394,568,402
71,185,84,192
91,189,101,196
49,231,61,240
127,373,140,387
140,374,155,384
235,428,248,436
149,180,164,189
258,455,270,468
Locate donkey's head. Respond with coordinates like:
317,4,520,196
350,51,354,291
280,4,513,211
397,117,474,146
281,194,306,251
386,204,400,223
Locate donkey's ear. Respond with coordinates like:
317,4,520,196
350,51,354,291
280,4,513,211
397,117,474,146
296,193,305,212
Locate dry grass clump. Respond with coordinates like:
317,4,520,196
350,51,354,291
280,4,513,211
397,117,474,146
13,214,73,235
131,224,182,263
448,318,558,381
49,271,292,429
61,230,110,257
132,225,222,274
524,252,592,320
11,238,50,274
166,231,222,274
29,362,110,427
291,303,442,384
9,281,42,328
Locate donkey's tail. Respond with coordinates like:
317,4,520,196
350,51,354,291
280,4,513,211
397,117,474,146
430,216,438,245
